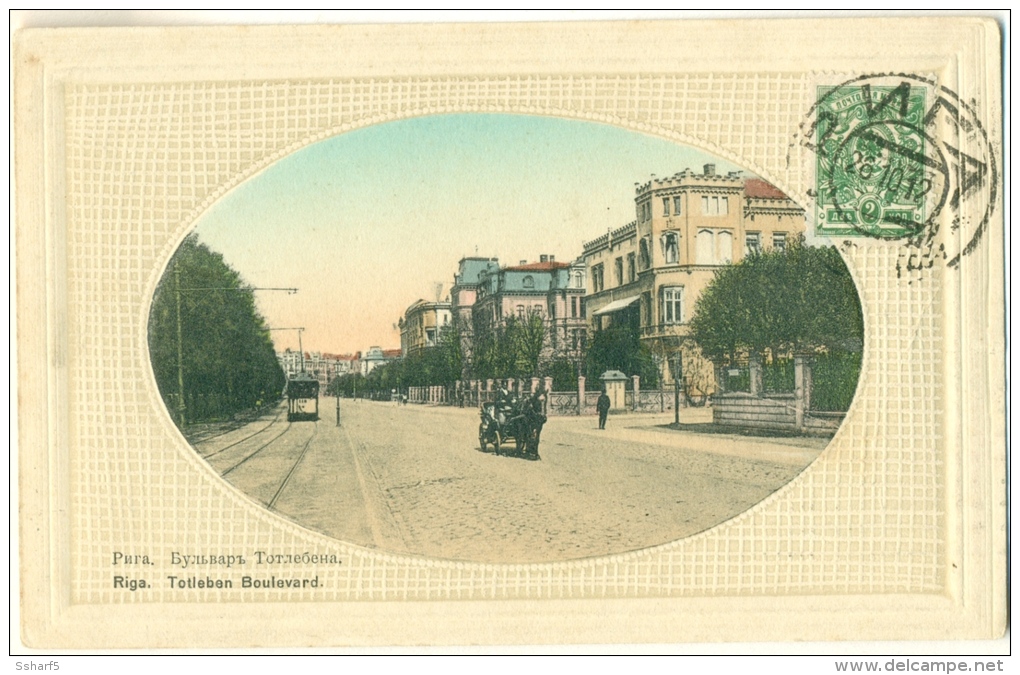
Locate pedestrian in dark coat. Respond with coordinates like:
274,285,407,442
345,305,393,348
596,390,611,429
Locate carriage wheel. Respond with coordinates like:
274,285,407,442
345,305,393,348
493,432,502,456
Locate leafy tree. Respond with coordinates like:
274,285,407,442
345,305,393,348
506,312,546,378
689,237,863,408
471,310,549,381
547,358,579,391
690,237,863,363
148,234,285,426
584,324,659,387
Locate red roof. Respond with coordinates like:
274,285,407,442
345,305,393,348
322,352,358,361
382,349,402,358
744,178,789,200
503,261,571,272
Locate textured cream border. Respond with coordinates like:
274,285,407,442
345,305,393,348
14,19,1005,648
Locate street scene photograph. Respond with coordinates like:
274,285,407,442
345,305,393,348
147,113,864,564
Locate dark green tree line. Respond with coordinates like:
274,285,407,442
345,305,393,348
149,235,285,425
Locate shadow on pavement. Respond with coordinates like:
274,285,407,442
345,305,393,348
662,422,829,439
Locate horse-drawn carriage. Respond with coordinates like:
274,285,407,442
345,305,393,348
478,394,546,460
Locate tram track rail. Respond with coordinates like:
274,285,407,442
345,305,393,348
199,410,285,460
220,422,296,477
267,421,319,511
185,404,283,444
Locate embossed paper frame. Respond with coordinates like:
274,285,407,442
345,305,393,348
14,19,1005,648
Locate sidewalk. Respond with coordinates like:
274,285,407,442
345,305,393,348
349,398,829,468
552,412,828,467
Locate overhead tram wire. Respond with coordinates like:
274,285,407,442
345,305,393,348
171,269,298,427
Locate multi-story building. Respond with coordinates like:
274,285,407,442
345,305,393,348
581,165,806,390
399,298,453,358
277,350,360,388
360,346,401,375
472,254,588,366
449,257,500,372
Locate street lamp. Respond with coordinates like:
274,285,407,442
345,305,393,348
172,262,297,427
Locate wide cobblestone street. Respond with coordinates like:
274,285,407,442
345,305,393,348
193,398,828,564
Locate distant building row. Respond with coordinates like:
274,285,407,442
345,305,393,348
399,164,807,389
276,346,401,387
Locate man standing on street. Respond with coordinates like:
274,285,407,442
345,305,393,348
596,389,611,430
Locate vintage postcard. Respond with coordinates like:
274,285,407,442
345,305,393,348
14,17,1006,649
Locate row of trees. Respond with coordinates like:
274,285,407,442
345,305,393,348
327,236,862,409
149,235,286,426
328,309,662,399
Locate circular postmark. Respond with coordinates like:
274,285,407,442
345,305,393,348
795,73,998,270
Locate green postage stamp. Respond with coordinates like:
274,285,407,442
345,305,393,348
814,84,929,238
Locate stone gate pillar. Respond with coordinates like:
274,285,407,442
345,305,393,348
749,354,763,397
577,375,586,416
794,355,808,429
632,375,640,411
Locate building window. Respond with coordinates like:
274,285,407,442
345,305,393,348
642,292,652,326
662,231,679,264
571,295,578,318
533,304,543,316
523,275,534,289
661,287,685,324
717,230,733,264
517,305,525,319
662,197,670,216
627,253,636,282
701,195,729,216
639,237,651,269
773,232,787,252
580,298,586,318
673,195,682,215
696,229,714,264
745,232,762,256
591,264,604,292
614,257,623,286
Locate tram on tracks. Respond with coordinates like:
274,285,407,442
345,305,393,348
286,373,320,422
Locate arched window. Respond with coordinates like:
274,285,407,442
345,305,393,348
717,231,733,264
662,232,679,264
696,229,715,265
522,275,534,289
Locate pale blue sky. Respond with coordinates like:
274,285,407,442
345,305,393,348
192,113,746,353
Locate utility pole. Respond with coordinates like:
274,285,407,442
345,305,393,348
173,282,298,428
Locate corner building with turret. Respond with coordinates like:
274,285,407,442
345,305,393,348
581,164,807,394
